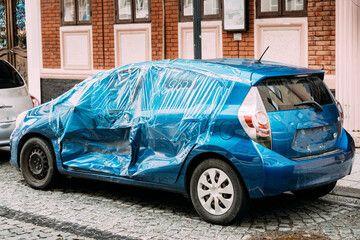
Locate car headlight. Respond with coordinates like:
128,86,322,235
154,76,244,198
16,111,28,128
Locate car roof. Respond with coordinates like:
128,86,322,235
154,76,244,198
198,58,324,85
124,58,324,86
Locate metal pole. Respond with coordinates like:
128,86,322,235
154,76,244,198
193,0,201,59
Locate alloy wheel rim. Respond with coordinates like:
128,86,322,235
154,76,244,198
197,168,234,215
28,147,49,180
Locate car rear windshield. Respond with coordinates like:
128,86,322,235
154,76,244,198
0,60,25,89
257,75,334,112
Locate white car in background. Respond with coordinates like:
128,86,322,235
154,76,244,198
0,59,39,146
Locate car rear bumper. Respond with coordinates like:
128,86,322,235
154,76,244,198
252,129,355,198
0,121,15,146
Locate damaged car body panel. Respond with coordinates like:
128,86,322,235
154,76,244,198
11,60,251,187
10,58,354,202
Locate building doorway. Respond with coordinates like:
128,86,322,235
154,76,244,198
0,0,27,81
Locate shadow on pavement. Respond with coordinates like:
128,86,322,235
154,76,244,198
0,147,10,165
51,175,327,224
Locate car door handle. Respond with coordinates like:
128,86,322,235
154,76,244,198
124,112,132,122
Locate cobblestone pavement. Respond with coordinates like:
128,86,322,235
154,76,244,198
0,148,359,240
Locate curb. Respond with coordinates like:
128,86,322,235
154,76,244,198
331,185,360,200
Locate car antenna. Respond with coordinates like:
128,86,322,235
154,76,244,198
255,46,270,64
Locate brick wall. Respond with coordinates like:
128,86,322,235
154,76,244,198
151,0,163,61
41,0,61,69
92,0,104,69
308,0,336,75
165,0,179,59
91,0,115,69
103,0,115,68
41,0,114,70
40,0,335,73
151,0,178,61
222,0,255,59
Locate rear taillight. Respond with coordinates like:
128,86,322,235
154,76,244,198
238,87,272,149
336,101,344,126
31,95,40,107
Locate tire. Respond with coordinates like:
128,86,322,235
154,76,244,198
190,159,248,225
20,137,58,189
291,181,337,199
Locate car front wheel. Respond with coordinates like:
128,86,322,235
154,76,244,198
20,137,58,189
190,159,248,225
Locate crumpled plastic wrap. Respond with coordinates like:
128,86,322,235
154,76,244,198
49,59,246,184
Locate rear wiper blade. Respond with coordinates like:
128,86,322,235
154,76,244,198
294,100,323,112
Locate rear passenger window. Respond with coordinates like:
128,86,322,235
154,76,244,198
152,67,228,117
0,60,24,89
154,68,197,112
257,76,334,112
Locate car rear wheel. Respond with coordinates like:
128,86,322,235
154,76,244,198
20,137,58,189
190,159,248,225
291,181,337,199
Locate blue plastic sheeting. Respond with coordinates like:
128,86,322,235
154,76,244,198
49,59,246,183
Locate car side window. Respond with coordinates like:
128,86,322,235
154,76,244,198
0,60,24,89
152,68,196,113
91,69,133,127
153,67,225,118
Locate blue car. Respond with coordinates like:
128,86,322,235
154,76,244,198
10,59,354,225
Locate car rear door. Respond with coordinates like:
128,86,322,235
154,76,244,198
257,75,341,159
129,67,234,184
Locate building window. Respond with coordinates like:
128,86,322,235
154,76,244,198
179,0,221,22
115,0,151,23
61,0,91,25
256,0,307,18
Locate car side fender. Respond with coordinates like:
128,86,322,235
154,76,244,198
174,137,266,198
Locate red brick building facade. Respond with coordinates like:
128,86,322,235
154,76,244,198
40,0,336,70
38,0,336,102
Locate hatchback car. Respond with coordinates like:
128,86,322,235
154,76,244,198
0,59,39,146
10,59,354,225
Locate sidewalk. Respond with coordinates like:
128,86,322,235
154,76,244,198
333,148,360,198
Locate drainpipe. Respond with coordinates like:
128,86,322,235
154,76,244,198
193,0,201,59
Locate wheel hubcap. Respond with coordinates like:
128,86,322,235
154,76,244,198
28,147,49,180
197,168,234,215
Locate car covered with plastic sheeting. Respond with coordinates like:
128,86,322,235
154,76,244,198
10,59,355,225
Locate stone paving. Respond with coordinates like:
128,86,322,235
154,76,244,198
0,148,359,239
336,148,360,190
0,216,90,240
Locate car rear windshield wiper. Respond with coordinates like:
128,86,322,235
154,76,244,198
294,100,323,112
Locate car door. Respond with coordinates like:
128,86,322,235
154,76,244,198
60,69,135,176
128,66,234,184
